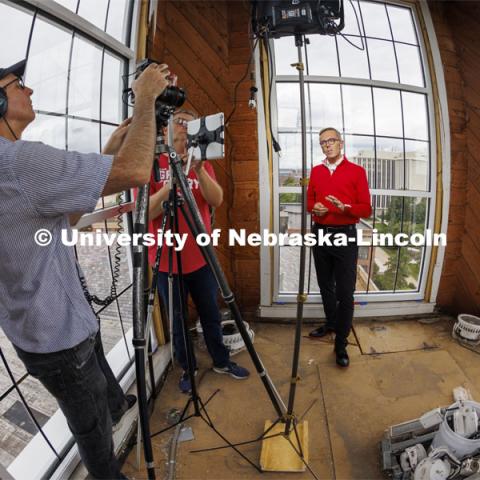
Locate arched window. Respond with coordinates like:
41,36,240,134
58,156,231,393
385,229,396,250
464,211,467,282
258,1,445,313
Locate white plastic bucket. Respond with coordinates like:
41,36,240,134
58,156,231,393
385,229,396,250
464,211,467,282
454,314,480,341
431,401,480,458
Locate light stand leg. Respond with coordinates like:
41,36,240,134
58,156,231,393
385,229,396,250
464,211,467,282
169,163,286,419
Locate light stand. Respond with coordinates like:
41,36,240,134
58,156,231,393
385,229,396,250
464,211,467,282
190,33,319,479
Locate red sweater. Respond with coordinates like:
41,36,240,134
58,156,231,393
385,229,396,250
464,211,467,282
148,154,215,274
307,156,372,225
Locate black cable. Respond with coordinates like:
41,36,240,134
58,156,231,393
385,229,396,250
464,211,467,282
338,1,365,51
104,198,132,361
77,202,131,308
224,36,259,127
3,118,18,140
223,22,258,267
264,34,281,154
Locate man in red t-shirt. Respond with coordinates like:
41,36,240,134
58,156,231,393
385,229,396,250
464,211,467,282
148,110,249,393
307,127,372,367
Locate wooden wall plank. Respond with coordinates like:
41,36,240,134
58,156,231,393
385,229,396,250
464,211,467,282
433,0,480,313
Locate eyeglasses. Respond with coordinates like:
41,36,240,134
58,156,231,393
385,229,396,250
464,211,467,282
1,77,25,91
320,137,340,147
173,118,189,126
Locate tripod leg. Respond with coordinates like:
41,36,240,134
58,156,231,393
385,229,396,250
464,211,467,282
133,184,156,479
172,187,286,418
144,210,171,397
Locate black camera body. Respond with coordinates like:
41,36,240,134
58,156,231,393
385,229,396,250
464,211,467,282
134,59,186,127
135,59,186,107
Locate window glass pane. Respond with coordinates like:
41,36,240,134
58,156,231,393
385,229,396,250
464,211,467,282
310,132,323,167
371,245,398,292
26,17,71,114
342,0,364,36
100,124,120,208
396,246,422,291
68,119,100,153
402,92,428,140
278,133,318,185
343,135,374,170
0,389,54,469
54,0,78,12
101,53,123,124
306,35,339,77
276,83,300,129
396,43,424,87
69,36,102,119
402,197,428,235
373,88,402,137
279,246,317,294
307,84,342,131
106,0,129,43
387,5,417,45
337,35,369,79
77,0,109,30
0,3,33,66
342,85,374,135
274,37,303,76
367,39,398,83
405,140,429,191
360,2,392,40
279,199,309,236
23,113,66,149
76,239,132,354
356,221,374,293
101,123,117,153
95,291,132,355
376,137,404,190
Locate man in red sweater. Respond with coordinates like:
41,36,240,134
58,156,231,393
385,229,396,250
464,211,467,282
307,127,372,367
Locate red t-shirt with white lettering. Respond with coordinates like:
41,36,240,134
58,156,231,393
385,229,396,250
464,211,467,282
148,154,214,274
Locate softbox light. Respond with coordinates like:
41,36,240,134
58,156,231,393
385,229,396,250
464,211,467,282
252,0,344,38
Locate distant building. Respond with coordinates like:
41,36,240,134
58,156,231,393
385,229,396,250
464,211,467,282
353,149,428,213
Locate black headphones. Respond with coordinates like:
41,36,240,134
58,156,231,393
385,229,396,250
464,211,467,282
0,87,7,119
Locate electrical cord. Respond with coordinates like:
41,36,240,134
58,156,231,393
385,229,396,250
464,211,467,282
263,33,281,154
104,198,132,360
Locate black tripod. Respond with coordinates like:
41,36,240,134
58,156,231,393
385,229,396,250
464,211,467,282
133,111,289,477
147,144,264,471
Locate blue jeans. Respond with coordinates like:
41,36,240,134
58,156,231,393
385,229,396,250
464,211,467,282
14,331,128,479
157,264,229,371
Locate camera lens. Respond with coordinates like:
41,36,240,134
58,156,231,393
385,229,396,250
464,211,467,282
158,86,186,108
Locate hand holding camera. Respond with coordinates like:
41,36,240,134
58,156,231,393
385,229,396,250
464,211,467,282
132,62,170,101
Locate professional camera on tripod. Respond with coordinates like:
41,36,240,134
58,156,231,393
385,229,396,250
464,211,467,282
124,59,285,480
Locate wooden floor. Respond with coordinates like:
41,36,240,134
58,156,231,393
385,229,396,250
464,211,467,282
121,316,480,480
